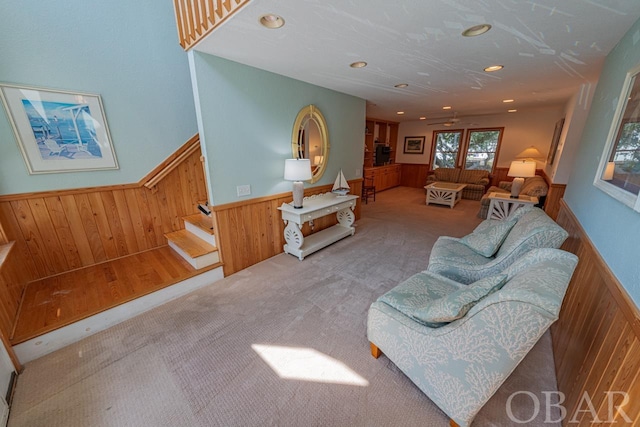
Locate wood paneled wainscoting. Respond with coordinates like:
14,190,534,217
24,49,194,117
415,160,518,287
214,180,362,276
542,182,566,221
0,136,208,284
0,243,27,369
399,163,430,188
0,135,216,346
552,200,640,425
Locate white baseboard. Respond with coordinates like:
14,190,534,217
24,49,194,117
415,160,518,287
13,267,224,364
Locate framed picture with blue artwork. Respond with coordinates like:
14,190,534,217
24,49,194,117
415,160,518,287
0,83,118,174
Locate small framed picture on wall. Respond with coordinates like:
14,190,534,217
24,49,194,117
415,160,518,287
403,136,425,154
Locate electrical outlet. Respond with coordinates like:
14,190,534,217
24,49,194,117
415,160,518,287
355,168,361,177
237,184,251,197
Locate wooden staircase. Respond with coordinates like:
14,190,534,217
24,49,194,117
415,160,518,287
165,213,219,269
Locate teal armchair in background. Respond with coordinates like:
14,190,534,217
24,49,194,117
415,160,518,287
427,207,568,284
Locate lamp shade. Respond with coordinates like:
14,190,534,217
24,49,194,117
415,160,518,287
603,161,615,180
507,160,536,178
284,158,312,181
515,146,544,159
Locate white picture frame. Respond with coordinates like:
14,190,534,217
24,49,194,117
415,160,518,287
0,83,118,174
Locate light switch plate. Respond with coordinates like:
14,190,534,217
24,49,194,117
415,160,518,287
355,168,361,177
237,184,251,197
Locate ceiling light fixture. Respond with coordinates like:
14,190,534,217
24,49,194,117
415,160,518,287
462,24,492,37
419,117,426,120
442,106,452,110
394,83,409,88
259,14,285,29
396,111,405,115
503,99,514,103
350,61,367,68
484,65,504,72
508,109,517,113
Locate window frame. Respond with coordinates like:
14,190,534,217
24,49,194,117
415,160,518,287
594,63,640,212
430,127,503,173
430,129,464,169
463,127,504,174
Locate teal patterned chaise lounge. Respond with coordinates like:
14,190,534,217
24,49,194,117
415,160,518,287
427,207,568,284
367,248,578,427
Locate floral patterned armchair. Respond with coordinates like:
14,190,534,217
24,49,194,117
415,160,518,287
427,207,568,284
367,248,578,427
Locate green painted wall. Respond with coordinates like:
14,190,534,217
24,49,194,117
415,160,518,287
564,17,640,305
190,52,365,205
0,0,197,195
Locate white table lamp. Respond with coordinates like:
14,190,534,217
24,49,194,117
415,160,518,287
515,146,544,160
284,159,312,209
507,160,536,198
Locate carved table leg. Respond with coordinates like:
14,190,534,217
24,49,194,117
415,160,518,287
337,207,355,235
283,220,304,260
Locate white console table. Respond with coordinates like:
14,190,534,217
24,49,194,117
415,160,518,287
278,193,358,260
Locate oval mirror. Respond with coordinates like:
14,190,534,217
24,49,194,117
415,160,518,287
291,105,329,184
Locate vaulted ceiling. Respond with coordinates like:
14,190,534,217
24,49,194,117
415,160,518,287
194,0,640,122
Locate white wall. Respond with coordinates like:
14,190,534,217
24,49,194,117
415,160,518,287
0,0,196,195
190,53,365,205
396,106,564,168
545,83,596,184
564,16,640,305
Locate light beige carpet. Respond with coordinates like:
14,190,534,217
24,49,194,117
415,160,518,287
8,187,561,427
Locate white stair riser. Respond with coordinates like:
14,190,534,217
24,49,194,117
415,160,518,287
168,241,219,269
184,221,216,246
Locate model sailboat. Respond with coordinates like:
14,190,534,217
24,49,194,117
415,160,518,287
332,169,350,196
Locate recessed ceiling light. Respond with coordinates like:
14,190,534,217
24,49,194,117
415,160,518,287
396,111,405,115
443,122,453,127
419,117,426,120
442,106,452,110
462,24,492,37
259,14,285,29
350,61,367,68
484,65,504,72
503,99,514,103
394,83,409,88
508,109,517,113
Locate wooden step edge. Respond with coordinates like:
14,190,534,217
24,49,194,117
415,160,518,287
9,260,225,346
183,213,215,235
165,230,217,258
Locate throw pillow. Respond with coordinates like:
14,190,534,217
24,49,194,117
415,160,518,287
411,274,507,327
460,218,517,257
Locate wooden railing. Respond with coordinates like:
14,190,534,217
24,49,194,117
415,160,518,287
143,134,202,190
173,0,251,50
